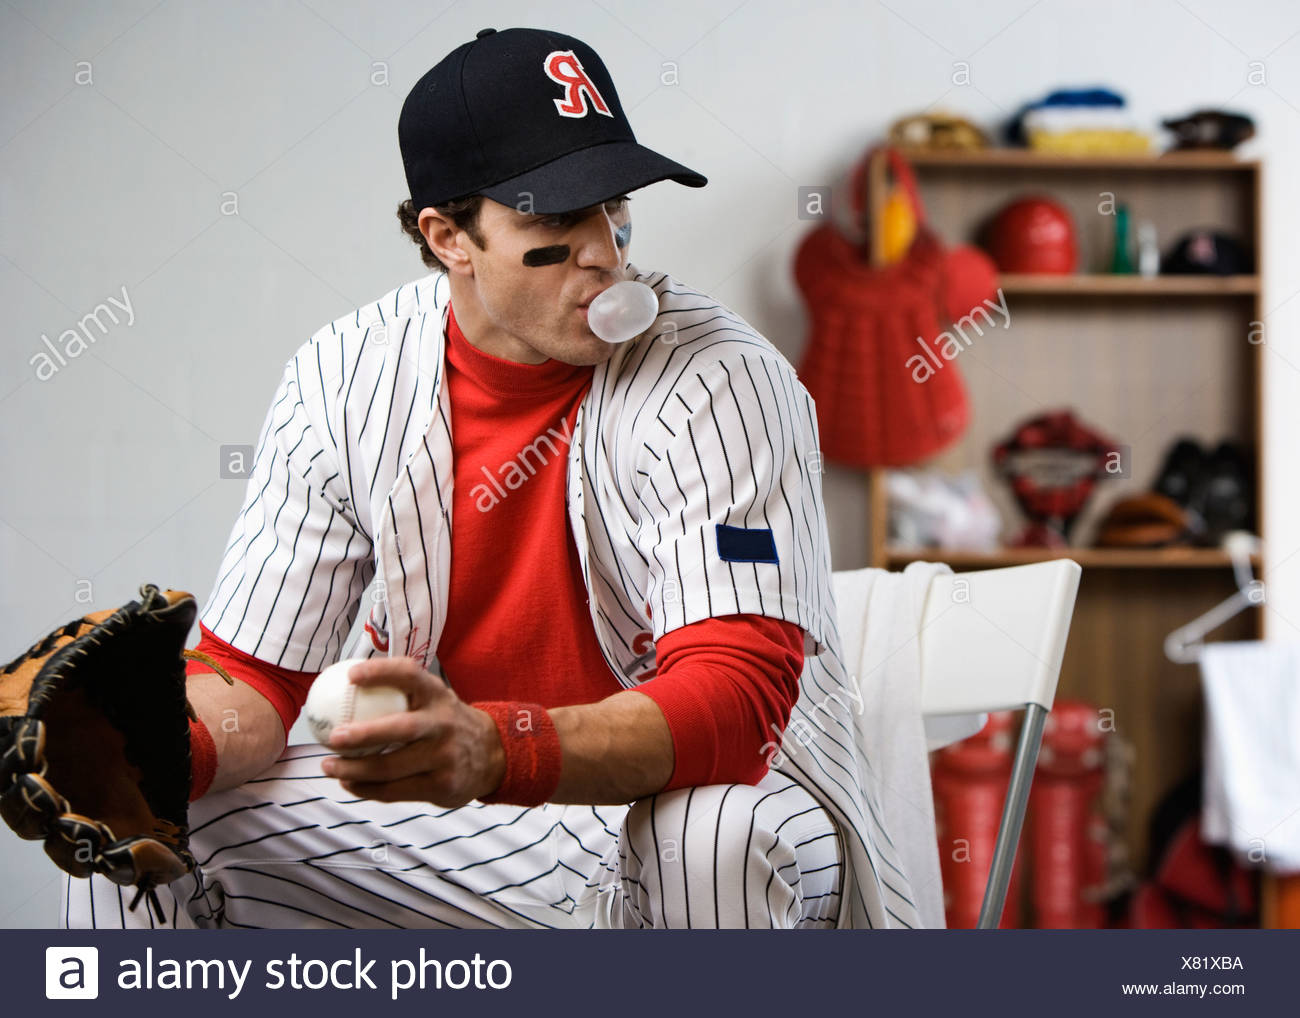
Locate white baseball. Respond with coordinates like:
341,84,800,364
305,658,410,758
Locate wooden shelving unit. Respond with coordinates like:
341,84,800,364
861,148,1268,924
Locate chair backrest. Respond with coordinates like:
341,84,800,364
830,557,1082,928
918,560,1082,716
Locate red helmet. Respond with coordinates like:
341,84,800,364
984,196,1077,274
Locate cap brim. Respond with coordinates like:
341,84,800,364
477,140,707,214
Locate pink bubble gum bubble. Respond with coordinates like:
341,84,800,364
587,280,659,344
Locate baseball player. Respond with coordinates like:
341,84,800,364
61,26,923,930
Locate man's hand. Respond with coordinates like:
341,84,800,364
319,658,505,807
317,658,676,806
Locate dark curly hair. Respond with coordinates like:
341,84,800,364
396,195,486,272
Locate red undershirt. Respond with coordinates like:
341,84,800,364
187,301,802,797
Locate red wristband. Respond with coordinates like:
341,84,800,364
188,717,217,802
473,701,562,807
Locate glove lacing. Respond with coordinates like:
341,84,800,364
0,619,87,676
128,883,168,925
177,647,236,721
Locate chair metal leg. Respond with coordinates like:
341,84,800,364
977,703,1048,929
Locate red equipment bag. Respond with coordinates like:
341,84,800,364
795,147,972,467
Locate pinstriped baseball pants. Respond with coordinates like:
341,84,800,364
60,744,842,930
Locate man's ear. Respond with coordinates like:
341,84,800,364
419,208,474,276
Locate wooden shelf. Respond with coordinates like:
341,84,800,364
883,546,1261,570
999,274,1259,296
900,148,1258,171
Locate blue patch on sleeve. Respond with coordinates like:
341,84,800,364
716,524,779,564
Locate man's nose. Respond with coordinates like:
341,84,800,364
575,208,624,270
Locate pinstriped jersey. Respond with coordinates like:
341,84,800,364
200,264,923,929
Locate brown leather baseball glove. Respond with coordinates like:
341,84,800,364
0,584,232,924
1094,491,1192,548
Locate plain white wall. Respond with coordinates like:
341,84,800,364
2,0,1297,928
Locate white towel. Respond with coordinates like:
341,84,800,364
832,561,983,930
1200,639,1300,873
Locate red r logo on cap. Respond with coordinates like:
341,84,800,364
544,50,613,119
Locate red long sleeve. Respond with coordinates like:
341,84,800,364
183,623,316,801
634,614,804,790
184,622,317,738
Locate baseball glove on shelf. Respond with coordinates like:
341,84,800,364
0,584,233,924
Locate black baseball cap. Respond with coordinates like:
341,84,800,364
399,27,707,215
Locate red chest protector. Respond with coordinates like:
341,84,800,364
795,147,978,467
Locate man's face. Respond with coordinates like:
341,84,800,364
424,194,635,366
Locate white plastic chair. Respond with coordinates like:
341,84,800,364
836,558,1082,929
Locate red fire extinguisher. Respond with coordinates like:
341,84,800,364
1028,699,1108,928
931,711,1024,927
